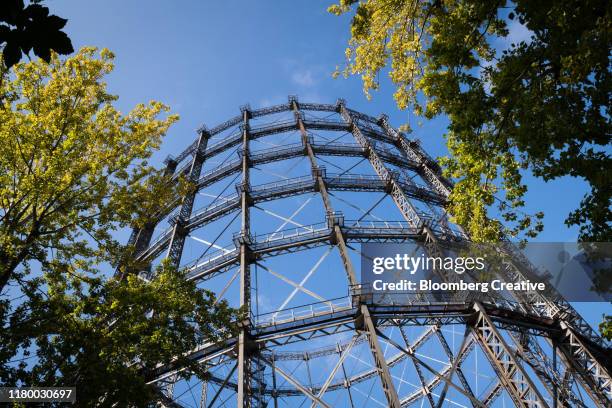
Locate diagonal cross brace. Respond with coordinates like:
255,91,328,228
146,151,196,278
166,130,210,268
309,335,360,408
376,328,487,408
470,302,549,408
260,355,331,408
293,98,401,408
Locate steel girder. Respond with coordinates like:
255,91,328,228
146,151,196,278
173,102,381,164
378,115,453,200
293,99,401,408
470,303,549,408
120,97,611,407
379,112,612,406
147,301,586,395
135,173,446,263
237,108,252,407
165,131,209,268
339,102,424,231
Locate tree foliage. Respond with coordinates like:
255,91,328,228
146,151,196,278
0,47,180,291
0,48,240,405
329,0,611,242
601,315,612,340
1,263,239,406
0,0,73,68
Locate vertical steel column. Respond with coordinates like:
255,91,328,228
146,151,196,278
378,115,453,199
552,322,611,407
292,98,356,285
358,105,568,406
339,101,456,288
117,158,178,278
270,352,279,408
199,380,208,407
359,305,401,408
380,112,611,406
292,97,401,408
377,116,458,237
166,130,209,268
237,107,253,407
470,302,549,408
338,101,424,230
511,332,585,407
159,374,178,403
495,250,611,406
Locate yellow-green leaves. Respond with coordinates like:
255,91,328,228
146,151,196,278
6,262,240,406
332,0,427,106
0,47,179,288
330,0,609,242
0,48,240,404
601,316,612,340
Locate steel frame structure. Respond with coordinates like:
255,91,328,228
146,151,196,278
122,97,611,407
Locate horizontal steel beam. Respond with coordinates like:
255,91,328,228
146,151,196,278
147,301,593,385
174,115,395,168
136,173,445,262
182,221,423,281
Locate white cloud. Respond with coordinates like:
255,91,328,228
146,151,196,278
291,70,315,87
257,293,273,311
257,95,286,108
301,91,324,103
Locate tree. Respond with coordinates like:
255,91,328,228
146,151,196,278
0,48,240,405
0,47,179,292
601,315,612,340
0,0,73,68
1,263,239,406
329,0,610,242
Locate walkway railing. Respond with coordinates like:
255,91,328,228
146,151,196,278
253,296,353,328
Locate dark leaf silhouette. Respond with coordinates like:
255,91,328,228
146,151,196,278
2,38,21,68
0,0,73,68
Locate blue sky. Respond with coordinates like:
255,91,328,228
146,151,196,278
52,1,608,333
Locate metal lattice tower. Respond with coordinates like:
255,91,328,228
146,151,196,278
124,97,611,407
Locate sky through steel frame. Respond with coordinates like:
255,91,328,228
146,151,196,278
39,1,612,406
52,0,597,243
129,99,610,407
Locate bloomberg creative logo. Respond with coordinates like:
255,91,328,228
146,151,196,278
369,251,544,293
360,242,610,303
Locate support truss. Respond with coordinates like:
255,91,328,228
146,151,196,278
119,96,610,408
